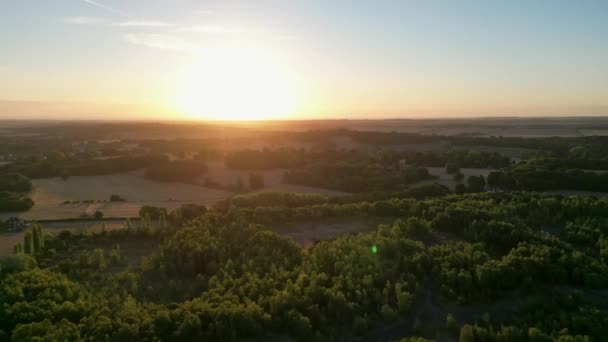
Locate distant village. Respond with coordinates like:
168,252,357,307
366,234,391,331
0,216,29,233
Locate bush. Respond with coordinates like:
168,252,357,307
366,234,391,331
0,173,32,192
139,206,167,220
109,194,126,202
445,163,460,174
0,192,34,212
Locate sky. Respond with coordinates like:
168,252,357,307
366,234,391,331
1,0,607,120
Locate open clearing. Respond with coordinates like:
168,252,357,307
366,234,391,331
0,171,233,221
1,163,348,221
198,161,350,196
417,167,496,189
197,161,287,189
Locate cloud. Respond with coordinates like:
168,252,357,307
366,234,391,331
82,0,128,17
117,21,175,28
124,33,201,53
178,25,242,34
60,16,106,24
194,10,215,15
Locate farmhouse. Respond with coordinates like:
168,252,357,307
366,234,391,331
5,217,28,232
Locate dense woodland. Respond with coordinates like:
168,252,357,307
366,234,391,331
0,173,33,213
2,191,608,341
0,155,168,179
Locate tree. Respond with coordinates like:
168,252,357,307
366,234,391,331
94,210,104,219
453,171,464,182
248,173,265,190
528,327,552,342
110,194,126,202
13,243,23,254
459,324,475,342
159,210,167,229
569,146,589,159
46,150,66,161
446,313,458,335
455,183,467,194
110,245,121,265
381,304,397,322
32,225,44,253
139,206,168,220
174,313,202,341
445,163,460,174
467,175,486,192
23,231,33,255
60,171,70,181
487,171,501,190
91,249,107,270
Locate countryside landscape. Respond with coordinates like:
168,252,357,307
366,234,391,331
2,0,608,341
2,118,608,341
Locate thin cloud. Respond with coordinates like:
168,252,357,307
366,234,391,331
60,16,105,24
194,10,215,15
124,33,201,53
117,21,175,28
178,25,242,34
82,0,129,17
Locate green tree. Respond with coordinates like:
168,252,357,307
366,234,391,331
459,324,475,342
453,171,465,182
13,243,22,254
467,175,486,192
91,249,107,271
32,225,44,253
568,146,589,159
110,194,126,202
455,183,467,194
23,231,33,255
110,245,121,265
445,163,460,174
446,313,458,335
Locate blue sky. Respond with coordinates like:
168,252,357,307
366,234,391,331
1,0,607,119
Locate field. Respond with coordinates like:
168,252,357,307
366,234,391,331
0,163,348,221
0,171,232,220
417,167,495,189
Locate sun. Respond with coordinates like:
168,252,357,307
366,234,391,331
175,46,297,121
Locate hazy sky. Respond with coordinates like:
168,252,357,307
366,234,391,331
1,0,607,120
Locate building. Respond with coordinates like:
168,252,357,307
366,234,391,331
5,217,28,232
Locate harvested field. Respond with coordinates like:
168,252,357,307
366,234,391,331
1,163,348,221
417,167,496,189
0,171,233,221
197,161,286,188
198,161,350,196
30,171,232,202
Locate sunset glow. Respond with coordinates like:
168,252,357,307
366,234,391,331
175,47,297,121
